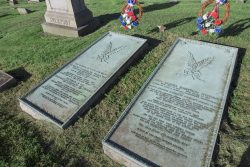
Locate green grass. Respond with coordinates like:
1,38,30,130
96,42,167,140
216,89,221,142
0,0,250,166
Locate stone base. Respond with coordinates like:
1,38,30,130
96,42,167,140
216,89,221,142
19,100,45,121
41,18,99,37
103,144,143,167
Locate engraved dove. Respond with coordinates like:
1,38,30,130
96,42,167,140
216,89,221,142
184,51,215,81
97,42,125,63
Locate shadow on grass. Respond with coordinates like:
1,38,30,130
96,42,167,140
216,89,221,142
219,18,250,38
0,109,89,166
149,16,195,33
0,67,32,91
137,1,179,13
209,46,246,165
238,146,250,167
97,2,179,28
7,67,31,83
0,14,10,18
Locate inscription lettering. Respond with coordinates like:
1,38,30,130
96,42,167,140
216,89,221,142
131,79,220,158
39,62,108,111
49,17,70,26
105,38,238,167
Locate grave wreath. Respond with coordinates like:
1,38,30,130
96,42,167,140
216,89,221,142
197,0,230,35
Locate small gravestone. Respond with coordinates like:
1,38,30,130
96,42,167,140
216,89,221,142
41,0,99,37
236,0,245,3
103,38,238,167
28,0,40,3
17,8,31,15
9,0,17,5
0,71,16,92
19,32,147,129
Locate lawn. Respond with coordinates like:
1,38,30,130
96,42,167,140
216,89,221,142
0,0,249,166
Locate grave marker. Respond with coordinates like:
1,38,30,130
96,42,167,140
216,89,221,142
19,32,147,129
103,38,238,167
17,8,31,15
42,0,99,37
9,0,17,6
0,71,16,92
28,0,41,3
236,0,245,3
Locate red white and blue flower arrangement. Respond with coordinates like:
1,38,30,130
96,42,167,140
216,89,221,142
120,0,143,30
197,0,230,35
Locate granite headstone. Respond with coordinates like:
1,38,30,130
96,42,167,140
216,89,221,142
9,0,17,5
28,0,41,3
103,38,238,167
17,8,31,15
19,32,147,129
0,71,16,92
236,0,245,3
41,0,99,37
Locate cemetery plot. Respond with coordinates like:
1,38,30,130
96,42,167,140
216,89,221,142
19,32,147,129
103,38,238,167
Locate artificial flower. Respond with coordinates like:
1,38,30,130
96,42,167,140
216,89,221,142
197,17,203,24
205,22,211,28
209,29,215,33
214,19,222,26
201,28,208,35
215,27,222,34
202,13,208,20
210,11,219,19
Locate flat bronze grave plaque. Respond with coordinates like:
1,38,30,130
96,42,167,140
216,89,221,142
19,32,147,129
0,71,16,92
103,38,238,167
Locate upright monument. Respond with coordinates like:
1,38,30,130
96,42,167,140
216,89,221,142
42,0,99,37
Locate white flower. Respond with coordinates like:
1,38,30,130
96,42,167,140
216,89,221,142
128,25,132,29
205,22,211,28
126,18,131,24
203,13,208,20
209,29,215,33
122,14,127,18
216,0,222,4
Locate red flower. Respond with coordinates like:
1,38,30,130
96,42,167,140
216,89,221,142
127,11,134,17
214,19,222,26
210,12,218,19
201,28,208,35
131,16,137,21
123,26,128,30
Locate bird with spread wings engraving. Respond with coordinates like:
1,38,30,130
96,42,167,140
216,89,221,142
97,42,125,63
184,51,215,81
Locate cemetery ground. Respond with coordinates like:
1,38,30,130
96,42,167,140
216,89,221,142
0,0,249,166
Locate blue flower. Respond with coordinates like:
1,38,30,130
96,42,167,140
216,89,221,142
128,0,136,5
197,17,203,24
121,22,126,26
119,15,123,22
219,0,227,4
197,24,203,30
132,21,138,27
215,27,222,34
